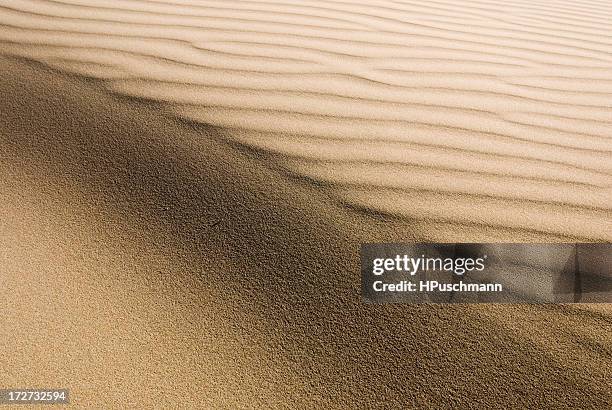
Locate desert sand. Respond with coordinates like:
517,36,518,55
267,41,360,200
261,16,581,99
1,0,611,408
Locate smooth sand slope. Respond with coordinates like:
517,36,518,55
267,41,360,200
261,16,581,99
0,0,611,240
1,0,611,408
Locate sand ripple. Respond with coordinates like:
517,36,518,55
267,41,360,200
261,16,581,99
1,0,611,240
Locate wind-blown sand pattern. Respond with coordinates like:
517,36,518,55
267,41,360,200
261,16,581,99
1,0,611,240
1,1,612,408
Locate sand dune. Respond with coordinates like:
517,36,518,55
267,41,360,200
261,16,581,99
1,0,610,240
1,1,612,408
2,54,612,409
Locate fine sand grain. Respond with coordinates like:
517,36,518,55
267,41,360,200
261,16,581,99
1,0,611,408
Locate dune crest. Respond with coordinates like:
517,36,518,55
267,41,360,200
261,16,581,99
1,0,611,240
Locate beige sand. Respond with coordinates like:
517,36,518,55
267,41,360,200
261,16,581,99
2,55,610,409
1,0,610,239
1,0,611,408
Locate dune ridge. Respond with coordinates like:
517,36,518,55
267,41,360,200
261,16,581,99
1,0,611,239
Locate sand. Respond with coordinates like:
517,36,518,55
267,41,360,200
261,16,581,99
1,0,611,408
1,0,611,240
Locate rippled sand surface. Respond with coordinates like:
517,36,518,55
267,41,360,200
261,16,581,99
1,1,611,408
1,0,611,239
